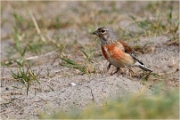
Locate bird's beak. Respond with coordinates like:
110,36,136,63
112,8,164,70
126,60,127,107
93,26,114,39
92,30,98,35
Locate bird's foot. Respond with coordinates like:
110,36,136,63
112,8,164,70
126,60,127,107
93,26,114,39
110,67,120,75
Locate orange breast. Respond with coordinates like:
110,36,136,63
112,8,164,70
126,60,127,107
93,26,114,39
101,43,134,66
105,44,125,59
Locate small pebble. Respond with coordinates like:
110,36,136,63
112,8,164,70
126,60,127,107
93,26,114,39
70,82,76,86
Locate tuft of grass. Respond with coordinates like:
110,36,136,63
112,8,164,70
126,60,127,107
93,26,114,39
60,48,96,75
11,65,40,95
80,49,94,63
80,48,96,75
60,57,86,74
39,89,179,119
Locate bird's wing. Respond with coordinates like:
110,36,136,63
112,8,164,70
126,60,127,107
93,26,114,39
130,53,144,65
118,40,144,65
118,40,132,53
105,43,135,66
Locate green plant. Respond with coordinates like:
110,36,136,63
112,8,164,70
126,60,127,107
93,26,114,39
129,2,179,41
80,49,93,63
60,57,86,74
11,65,39,95
13,29,27,57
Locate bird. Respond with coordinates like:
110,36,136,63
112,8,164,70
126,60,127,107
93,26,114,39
92,27,152,75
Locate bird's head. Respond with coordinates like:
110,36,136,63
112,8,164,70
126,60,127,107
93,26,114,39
92,27,118,45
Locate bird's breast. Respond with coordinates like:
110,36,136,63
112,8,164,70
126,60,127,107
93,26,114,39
101,44,124,66
102,44,124,59
101,44,134,67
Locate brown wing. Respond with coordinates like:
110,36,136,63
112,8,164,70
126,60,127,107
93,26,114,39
118,40,132,53
118,40,144,65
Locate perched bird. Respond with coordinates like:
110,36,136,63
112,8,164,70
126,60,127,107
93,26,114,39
92,27,152,75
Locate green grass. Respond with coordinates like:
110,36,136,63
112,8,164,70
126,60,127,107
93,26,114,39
129,1,179,41
13,29,27,57
11,65,40,95
129,14,179,39
80,49,93,63
39,89,179,119
2,1,178,90
111,1,179,46
60,57,86,74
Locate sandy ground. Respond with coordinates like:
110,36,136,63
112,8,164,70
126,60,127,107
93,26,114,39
1,1,179,119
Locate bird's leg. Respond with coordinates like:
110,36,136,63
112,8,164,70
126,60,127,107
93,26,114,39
111,67,120,75
107,63,112,72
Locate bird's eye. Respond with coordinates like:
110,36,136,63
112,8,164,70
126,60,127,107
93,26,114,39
101,30,106,33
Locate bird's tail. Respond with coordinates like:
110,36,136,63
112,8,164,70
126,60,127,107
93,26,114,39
134,61,152,72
